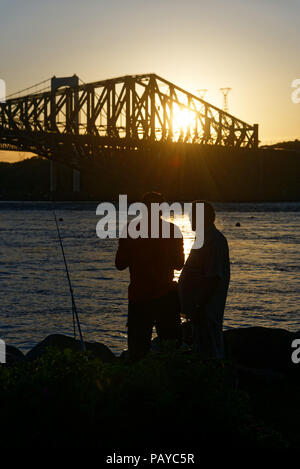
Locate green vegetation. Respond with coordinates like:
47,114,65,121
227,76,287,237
0,346,292,449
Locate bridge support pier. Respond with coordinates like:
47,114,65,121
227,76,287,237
72,169,80,192
50,160,57,193
50,161,80,194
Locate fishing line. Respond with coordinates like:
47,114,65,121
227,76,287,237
52,197,86,355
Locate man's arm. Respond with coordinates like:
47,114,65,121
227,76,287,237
115,238,130,270
190,276,220,325
196,276,220,308
192,239,223,320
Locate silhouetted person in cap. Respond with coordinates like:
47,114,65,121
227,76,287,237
115,192,184,360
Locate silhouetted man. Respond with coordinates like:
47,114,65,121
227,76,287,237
179,201,230,359
115,192,184,360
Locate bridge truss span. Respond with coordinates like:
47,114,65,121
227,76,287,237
0,73,258,167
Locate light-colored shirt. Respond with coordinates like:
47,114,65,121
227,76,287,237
178,225,230,357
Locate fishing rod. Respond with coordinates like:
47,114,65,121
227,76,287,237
52,204,86,355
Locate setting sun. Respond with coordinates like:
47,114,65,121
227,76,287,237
172,105,195,138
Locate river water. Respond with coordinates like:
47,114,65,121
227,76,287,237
0,201,299,355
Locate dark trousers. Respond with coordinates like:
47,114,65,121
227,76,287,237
127,290,182,360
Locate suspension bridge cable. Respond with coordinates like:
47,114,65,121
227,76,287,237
6,78,51,99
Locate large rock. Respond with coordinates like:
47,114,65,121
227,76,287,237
26,334,115,363
180,323,300,376
5,345,25,365
224,327,300,375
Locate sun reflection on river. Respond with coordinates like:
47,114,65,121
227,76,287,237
164,212,195,281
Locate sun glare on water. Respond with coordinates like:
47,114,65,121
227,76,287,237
163,212,195,281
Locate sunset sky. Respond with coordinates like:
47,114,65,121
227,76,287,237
1,0,300,161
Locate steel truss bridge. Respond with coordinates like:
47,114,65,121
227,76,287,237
0,73,258,169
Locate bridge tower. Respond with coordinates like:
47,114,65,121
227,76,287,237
50,74,80,193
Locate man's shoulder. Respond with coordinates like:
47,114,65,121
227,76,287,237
215,227,228,243
209,228,228,254
214,230,230,263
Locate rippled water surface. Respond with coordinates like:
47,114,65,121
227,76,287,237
0,201,299,355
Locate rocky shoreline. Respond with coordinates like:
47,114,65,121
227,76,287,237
5,326,300,375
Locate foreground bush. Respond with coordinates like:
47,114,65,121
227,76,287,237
0,347,288,449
